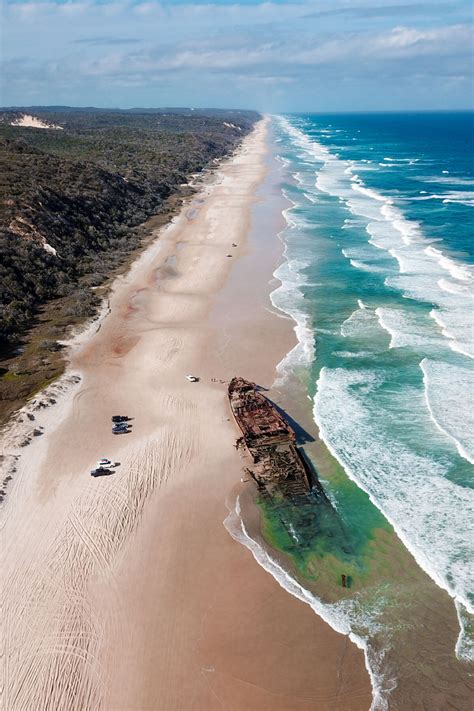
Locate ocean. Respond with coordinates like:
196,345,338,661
233,112,474,708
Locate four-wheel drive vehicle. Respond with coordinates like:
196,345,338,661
98,458,113,467
90,416,134,473
112,424,130,434
90,467,113,477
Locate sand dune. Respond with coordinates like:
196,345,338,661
11,113,63,130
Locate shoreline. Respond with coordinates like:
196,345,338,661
224,488,383,711
251,116,473,709
2,119,372,710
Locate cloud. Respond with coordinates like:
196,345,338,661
295,24,472,63
303,2,459,20
1,0,472,110
73,36,142,45
67,23,471,77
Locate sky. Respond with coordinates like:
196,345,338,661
1,0,473,111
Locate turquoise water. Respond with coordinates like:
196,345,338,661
263,112,474,700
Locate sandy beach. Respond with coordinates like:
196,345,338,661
1,119,372,710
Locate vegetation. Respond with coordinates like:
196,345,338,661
0,106,258,421
0,107,258,348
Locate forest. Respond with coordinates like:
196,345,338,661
0,107,258,349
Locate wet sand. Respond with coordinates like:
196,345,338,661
1,119,372,710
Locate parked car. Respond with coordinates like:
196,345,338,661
97,458,113,467
112,423,130,435
90,467,113,477
112,415,129,423
186,375,199,382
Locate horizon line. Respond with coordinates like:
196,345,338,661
1,105,473,115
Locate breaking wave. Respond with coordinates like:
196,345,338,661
273,113,474,619
313,366,474,612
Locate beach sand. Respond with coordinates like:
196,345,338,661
1,119,372,710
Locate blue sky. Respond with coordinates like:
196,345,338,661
2,0,473,111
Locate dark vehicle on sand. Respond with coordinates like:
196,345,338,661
90,467,113,477
112,415,129,423
112,422,130,435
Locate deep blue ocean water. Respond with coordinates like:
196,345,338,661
270,112,473,661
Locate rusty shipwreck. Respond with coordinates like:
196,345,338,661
228,377,319,498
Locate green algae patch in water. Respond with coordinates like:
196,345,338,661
256,485,390,601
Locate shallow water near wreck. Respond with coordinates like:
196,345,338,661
252,425,473,708
241,115,474,708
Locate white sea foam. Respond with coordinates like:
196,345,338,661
420,359,474,464
375,307,444,351
425,246,473,282
428,308,474,359
340,303,375,338
281,191,298,228
341,244,389,265
341,219,354,229
223,495,391,711
352,183,391,203
438,278,474,297
271,234,315,384
293,171,307,186
454,600,474,662
339,302,393,353
333,350,376,359
422,176,474,186
367,211,473,359
276,154,290,167
438,191,474,207
349,259,387,274
410,191,474,207
313,367,474,613
277,116,474,361
279,112,474,359
275,116,474,633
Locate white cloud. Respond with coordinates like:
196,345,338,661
1,0,472,109
370,23,471,53
67,23,471,78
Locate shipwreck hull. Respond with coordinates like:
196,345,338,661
228,377,294,448
228,377,313,497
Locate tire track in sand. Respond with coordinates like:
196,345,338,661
3,426,196,710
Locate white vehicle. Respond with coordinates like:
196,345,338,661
97,458,113,467
186,375,199,382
